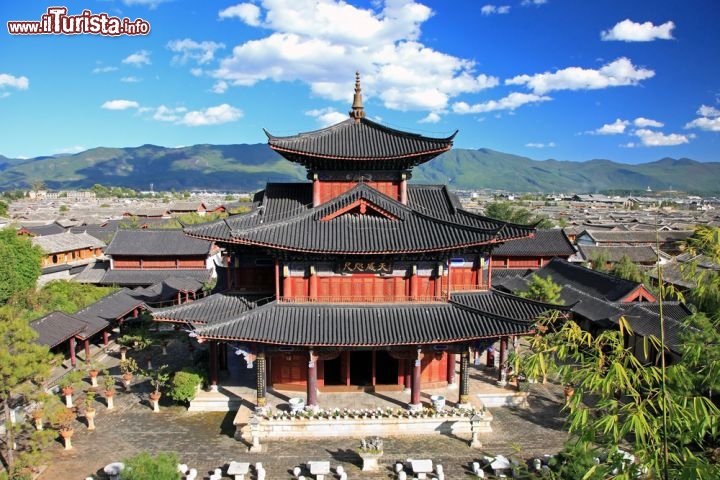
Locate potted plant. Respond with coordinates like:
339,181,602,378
103,371,117,409
119,357,138,392
50,405,77,450
87,361,101,388
84,391,96,430
147,364,170,413
357,437,384,471
58,370,83,408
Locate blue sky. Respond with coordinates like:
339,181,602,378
1,0,719,164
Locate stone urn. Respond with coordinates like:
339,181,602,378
104,389,115,410
31,410,44,431
122,372,133,392
359,451,383,471
88,369,99,388
85,408,96,430
149,391,161,413
60,427,74,450
119,346,128,361
62,386,74,408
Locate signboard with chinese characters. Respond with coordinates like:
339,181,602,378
338,261,393,273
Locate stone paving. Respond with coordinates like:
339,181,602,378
37,340,570,480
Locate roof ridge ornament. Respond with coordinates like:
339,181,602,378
349,71,365,123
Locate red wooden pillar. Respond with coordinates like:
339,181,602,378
409,265,418,300
209,341,219,391
274,259,280,301
371,350,377,386
69,337,77,367
446,353,456,386
307,350,318,408
404,360,412,390
102,331,109,347
84,339,91,363
409,349,422,409
282,266,292,300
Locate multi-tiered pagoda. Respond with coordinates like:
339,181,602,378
154,73,557,410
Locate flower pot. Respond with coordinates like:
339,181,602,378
119,347,128,361
85,408,96,430
122,373,133,391
104,390,115,409
60,428,74,450
430,394,446,410
89,370,99,387
62,387,74,408
563,385,574,403
149,391,161,413
359,451,383,471
32,412,43,431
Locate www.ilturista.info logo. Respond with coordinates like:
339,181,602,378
7,7,150,36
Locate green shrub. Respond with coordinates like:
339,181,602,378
167,368,203,404
122,452,181,480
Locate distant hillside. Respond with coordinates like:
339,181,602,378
1,144,719,194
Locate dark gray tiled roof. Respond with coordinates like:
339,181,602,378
529,258,646,302
130,277,207,306
578,245,659,263
266,118,455,170
104,229,212,256
31,231,106,254
30,311,87,347
186,183,534,254
451,290,568,321
73,289,145,339
611,302,690,353
580,230,693,244
98,268,212,287
492,229,576,257
150,292,261,325
194,301,532,347
21,223,67,236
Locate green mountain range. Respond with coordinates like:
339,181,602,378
1,144,718,194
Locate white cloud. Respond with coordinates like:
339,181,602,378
101,99,140,110
152,105,188,122
122,50,151,67
178,104,243,126
634,117,663,128
305,107,347,127
452,92,551,114
698,105,720,118
685,105,720,132
590,119,629,135
525,142,555,148
601,19,675,42
521,0,547,5
634,128,693,146
507,57,654,94
481,5,510,15
0,73,29,91
212,1,498,113
167,39,225,65
419,112,442,123
92,66,118,74
121,76,141,83
212,81,228,94
55,145,86,154
219,3,262,26
122,0,170,8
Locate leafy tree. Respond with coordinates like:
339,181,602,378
0,228,43,304
0,311,56,469
588,250,610,273
1,281,117,322
122,451,181,480
484,201,554,228
517,274,564,304
514,313,720,478
678,225,720,314
611,254,645,283
0,200,7,218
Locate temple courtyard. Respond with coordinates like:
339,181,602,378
37,342,570,480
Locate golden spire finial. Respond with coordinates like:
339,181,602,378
349,71,365,123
